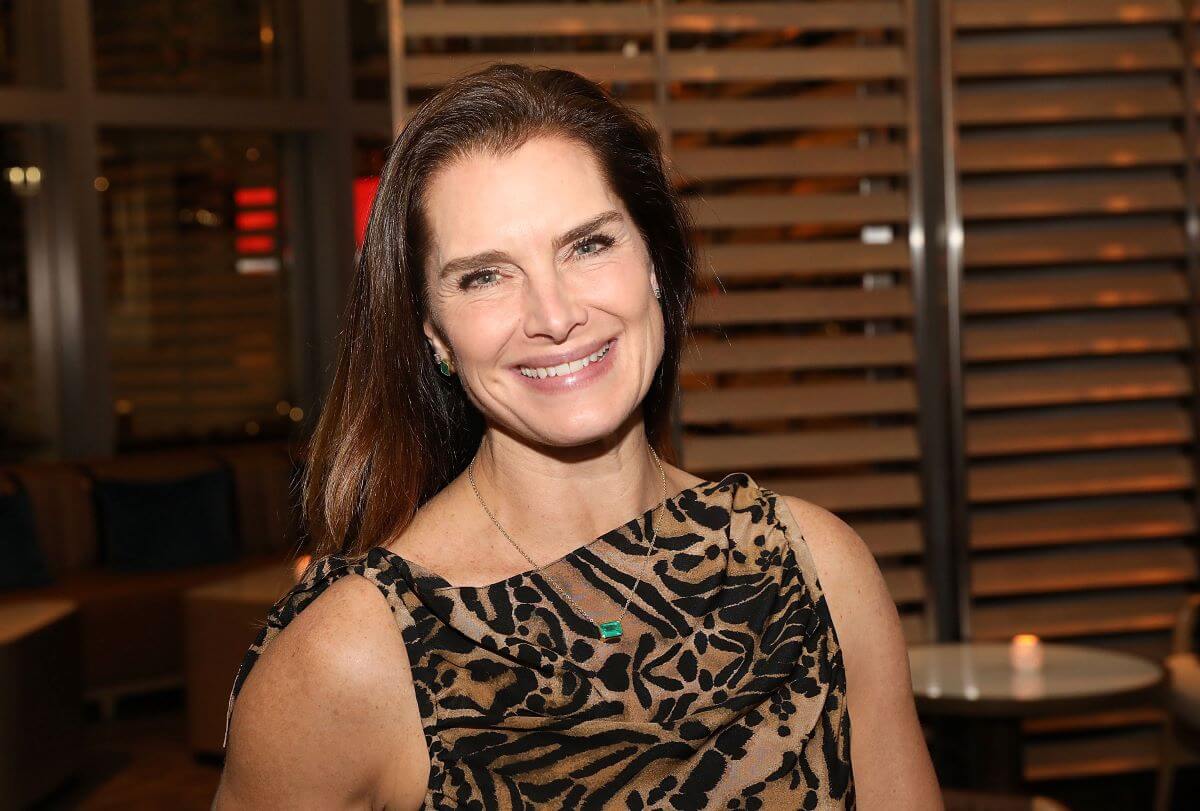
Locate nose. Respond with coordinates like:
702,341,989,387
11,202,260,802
522,269,587,342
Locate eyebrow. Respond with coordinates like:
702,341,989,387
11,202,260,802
437,210,623,279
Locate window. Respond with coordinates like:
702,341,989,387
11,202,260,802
99,130,296,446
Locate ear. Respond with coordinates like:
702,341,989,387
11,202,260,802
423,318,452,363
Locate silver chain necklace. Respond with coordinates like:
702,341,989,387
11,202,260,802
466,445,668,642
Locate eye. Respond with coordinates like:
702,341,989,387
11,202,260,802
459,268,501,290
573,233,614,258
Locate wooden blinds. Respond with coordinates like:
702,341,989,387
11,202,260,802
666,2,928,646
395,0,927,646
390,0,1200,784
949,0,1200,781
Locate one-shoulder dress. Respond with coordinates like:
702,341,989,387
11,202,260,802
223,471,855,809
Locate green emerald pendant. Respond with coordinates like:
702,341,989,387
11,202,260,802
598,620,623,640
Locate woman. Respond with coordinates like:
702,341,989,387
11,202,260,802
216,63,940,810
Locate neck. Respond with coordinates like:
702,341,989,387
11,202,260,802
464,417,672,559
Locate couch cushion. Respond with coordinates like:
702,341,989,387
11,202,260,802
92,467,239,572
0,476,54,590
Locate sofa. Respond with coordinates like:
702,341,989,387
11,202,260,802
0,440,304,715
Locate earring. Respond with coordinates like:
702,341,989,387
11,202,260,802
653,285,661,299
651,263,661,299
434,353,453,376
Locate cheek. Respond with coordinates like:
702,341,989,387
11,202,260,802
586,262,651,314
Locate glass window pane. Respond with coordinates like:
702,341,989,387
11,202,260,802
350,0,388,100
98,130,296,447
92,0,296,95
0,128,47,458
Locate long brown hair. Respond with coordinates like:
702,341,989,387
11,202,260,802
301,62,698,560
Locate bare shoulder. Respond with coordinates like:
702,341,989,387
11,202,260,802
777,494,943,809
215,573,429,811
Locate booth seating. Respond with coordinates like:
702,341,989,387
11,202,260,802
0,441,302,715
0,600,83,808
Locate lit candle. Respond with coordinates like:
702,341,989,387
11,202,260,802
1010,633,1043,673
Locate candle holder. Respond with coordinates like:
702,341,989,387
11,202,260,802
1010,633,1044,673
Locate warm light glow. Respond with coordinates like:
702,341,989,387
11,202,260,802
1010,633,1044,673
94,176,110,192
275,400,290,416
259,26,275,45
289,406,304,422
24,166,41,184
292,554,312,581
245,421,260,436
114,399,134,415
6,166,23,184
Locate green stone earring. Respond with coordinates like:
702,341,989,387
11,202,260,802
436,356,452,376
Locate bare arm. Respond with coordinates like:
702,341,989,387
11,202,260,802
213,575,430,810
782,495,943,811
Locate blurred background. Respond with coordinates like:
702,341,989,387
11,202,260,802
2,1,1200,809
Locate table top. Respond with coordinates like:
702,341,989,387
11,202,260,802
0,599,77,646
185,560,299,605
909,642,1165,718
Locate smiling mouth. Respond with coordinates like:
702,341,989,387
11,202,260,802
517,339,615,379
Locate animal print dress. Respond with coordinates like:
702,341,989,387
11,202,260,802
223,472,855,809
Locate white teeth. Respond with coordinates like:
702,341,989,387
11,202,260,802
519,340,612,378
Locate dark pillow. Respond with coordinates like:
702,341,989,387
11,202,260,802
92,466,239,572
0,475,54,590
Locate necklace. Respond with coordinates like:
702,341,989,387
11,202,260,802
466,445,668,642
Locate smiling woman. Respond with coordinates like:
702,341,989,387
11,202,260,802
214,62,940,810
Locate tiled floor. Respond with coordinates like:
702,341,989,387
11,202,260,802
29,689,1200,810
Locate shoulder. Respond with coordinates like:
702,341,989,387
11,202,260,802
216,572,429,809
774,494,902,669
776,494,943,808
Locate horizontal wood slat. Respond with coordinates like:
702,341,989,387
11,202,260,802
963,223,1187,267
688,191,908,228
960,177,1186,220
683,426,920,472
682,379,917,423
972,545,1198,598
964,315,1190,362
681,334,915,375
692,286,913,326
972,498,1197,550
669,48,908,82
674,144,907,180
955,0,1182,29
668,96,908,131
956,85,1184,124
968,452,1194,503
698,241,910,281
967,405,1193,457
762,475,922,514
965,360,1191,409
962,271,1187,314
972,588,1187,640
956,40,1183,77
958,133,1184,173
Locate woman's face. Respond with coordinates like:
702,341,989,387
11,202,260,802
421,135,664,448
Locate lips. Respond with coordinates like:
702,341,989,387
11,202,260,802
511,335,616,372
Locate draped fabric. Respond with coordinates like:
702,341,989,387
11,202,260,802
224,471,855,809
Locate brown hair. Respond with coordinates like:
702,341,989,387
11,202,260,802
300,62,698,560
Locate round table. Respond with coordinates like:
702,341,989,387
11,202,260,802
909,642,1165,791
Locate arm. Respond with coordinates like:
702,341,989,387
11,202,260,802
782,495,943,811
213,574,429,811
